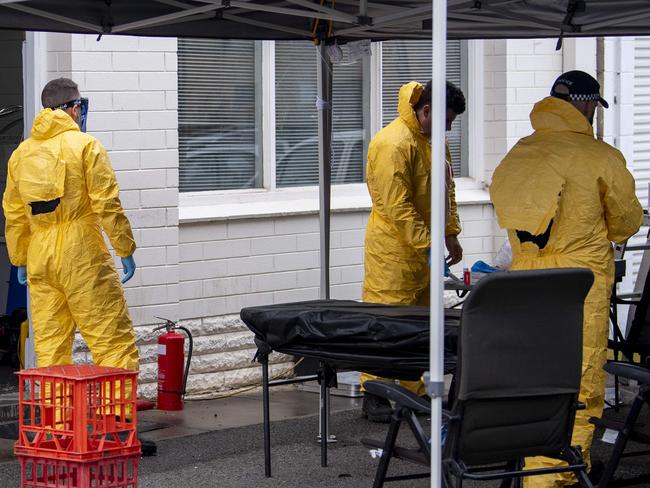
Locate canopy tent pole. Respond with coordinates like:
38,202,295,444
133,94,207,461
596,37,605,141
336,5,431,36
230,0,356,23
447,11,557,31
111,3,223,33
317,42,333,301
316,40,334,459
221,13,312,37
430,1,446,488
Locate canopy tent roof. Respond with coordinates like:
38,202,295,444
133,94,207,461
1,1,650,43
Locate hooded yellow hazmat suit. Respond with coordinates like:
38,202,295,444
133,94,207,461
490,96,642,487
3,108,138,372
360,81,462,395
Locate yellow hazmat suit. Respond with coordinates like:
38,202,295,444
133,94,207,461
3,108,139,372
360,81,461,395
490,97,642,487
363,81,461,306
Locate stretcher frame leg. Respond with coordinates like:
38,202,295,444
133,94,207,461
320,363,328,467
263,356,271,477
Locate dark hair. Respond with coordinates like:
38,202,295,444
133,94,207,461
413,80,466,115
41,78,80,109
446,80,465,114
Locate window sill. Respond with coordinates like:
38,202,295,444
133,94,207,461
179,181,492,223
179,184,370,223
454,177,492,205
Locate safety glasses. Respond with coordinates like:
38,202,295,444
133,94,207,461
56,97,89,132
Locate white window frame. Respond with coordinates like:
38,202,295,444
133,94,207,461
456,39,485,194
179,39,488,222
261,40,276,190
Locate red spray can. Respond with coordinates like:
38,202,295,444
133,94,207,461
463,268,471,286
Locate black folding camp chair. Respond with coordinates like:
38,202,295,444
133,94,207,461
609,261,650,368
592,362,650,488
608,221,650,407
362,268,595,488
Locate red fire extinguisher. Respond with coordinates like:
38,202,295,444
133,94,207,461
154,318,193,411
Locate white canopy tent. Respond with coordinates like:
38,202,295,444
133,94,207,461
3,1,650,486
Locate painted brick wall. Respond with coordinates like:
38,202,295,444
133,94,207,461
46,33,179,398
178,205,498,311
484,38,563,183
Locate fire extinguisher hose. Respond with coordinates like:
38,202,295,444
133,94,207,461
176,325,193,398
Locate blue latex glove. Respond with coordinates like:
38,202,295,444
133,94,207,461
17,266,27,286
470,260,503,273
121,255,136,284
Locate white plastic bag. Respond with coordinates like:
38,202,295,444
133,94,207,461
493,240,513,269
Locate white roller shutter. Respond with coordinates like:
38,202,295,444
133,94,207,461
178,39,260,192
275,41,364,187
634,37,650,206
624,38,650,281
616,37,650,327
381,40,465,176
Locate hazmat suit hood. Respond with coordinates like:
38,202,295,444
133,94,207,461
17,109,79,206
397,81,426,140
490,96,596,237
31,108,79,140
530,96,594,136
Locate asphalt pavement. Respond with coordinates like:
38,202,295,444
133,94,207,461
0,388,648,487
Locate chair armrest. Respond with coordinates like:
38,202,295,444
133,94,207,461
617,292,641,301
364,380,431,414
442,409,460,422
609,341,650,353
612,298,640,306
604,362,650,385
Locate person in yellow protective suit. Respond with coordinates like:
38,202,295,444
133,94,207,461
2,77,139,374
360,80,465,422
490,70,643,488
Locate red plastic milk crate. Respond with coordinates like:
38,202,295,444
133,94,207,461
19,453,139,488
14,365,141,461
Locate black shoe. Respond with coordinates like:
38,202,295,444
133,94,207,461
362,392,393,423
139,435,157,457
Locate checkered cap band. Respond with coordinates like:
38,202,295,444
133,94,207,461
568,93,600,102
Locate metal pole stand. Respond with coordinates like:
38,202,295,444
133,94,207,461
317,362,339,467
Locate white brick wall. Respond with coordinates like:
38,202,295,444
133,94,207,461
47,33,179,397
484,38,564,185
